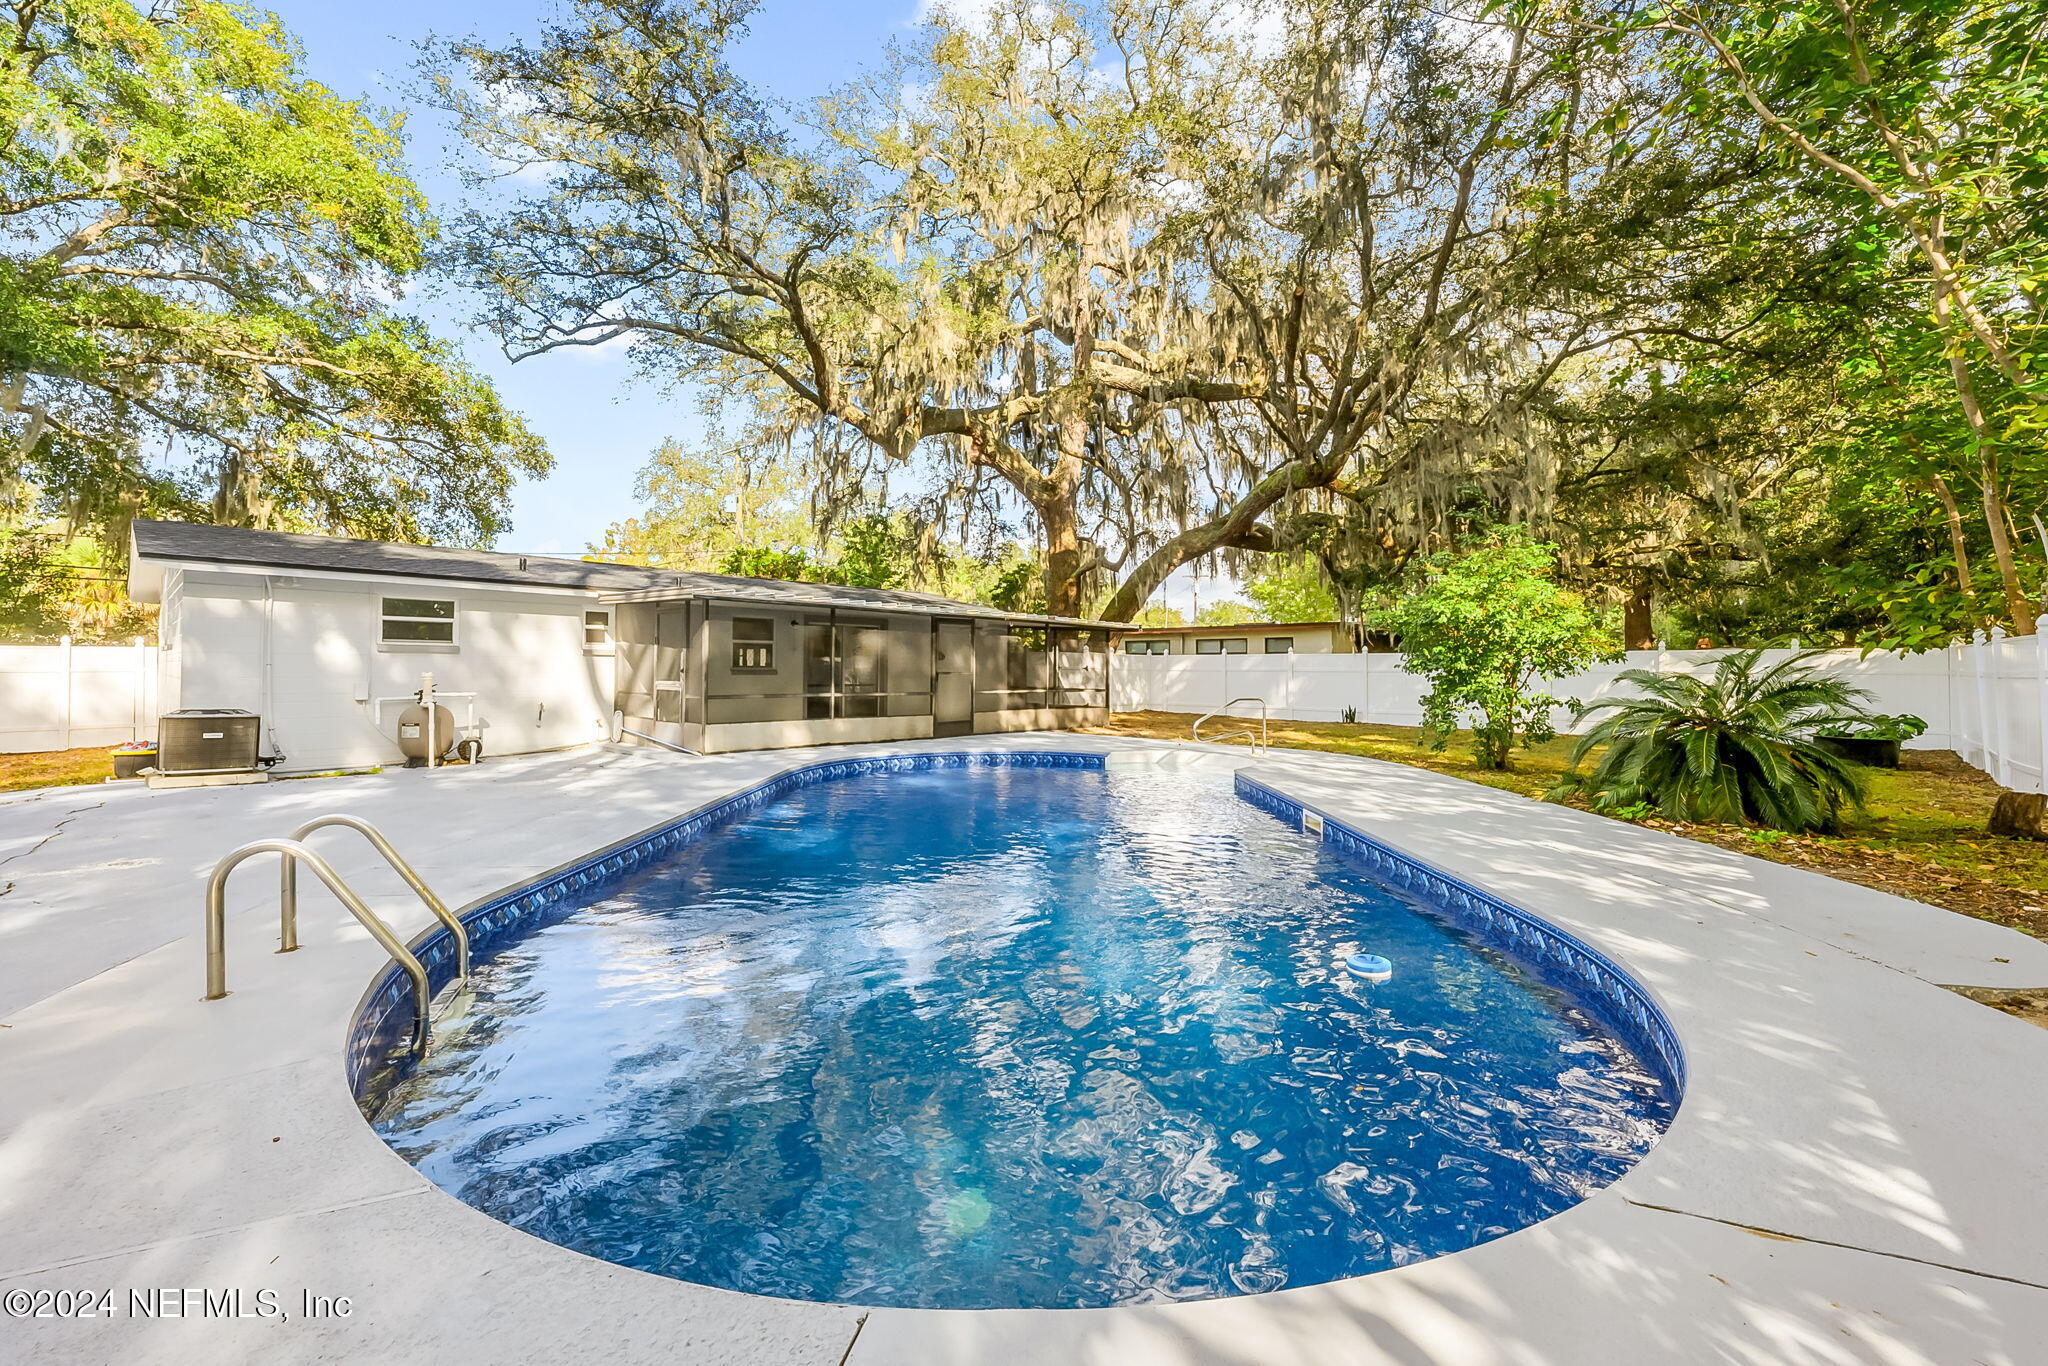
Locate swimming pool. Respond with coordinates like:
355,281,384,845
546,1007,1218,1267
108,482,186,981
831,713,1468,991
366,757,1676,1310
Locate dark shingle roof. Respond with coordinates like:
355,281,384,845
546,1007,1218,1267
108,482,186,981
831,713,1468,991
130,520,1130,628
132,519,673,591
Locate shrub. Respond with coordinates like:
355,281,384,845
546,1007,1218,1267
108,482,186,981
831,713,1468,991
1376,531,1616,770
1555,649,1876,832
1816,712,1927,742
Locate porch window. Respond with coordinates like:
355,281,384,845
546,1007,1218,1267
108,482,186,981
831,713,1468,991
732,617,776,671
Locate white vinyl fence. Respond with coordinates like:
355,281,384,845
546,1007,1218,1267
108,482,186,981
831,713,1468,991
0,639,157,754
1112,621,2048,795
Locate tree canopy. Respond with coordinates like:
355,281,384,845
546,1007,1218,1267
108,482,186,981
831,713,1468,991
1,0,547,576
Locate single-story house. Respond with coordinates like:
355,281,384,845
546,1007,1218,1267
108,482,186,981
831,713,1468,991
128,521,1128,772
1118,620,1363,656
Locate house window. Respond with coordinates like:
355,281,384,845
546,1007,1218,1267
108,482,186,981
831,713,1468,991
1195,637,1247,655
731,617,775,671
584,610,613,648
1264,636,1295,653
1124,639,1169,655
381,597,455,644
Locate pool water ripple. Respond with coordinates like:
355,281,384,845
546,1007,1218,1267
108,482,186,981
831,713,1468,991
372,766,1672,1309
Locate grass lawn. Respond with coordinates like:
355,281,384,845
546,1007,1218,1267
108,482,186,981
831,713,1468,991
0,746,117,795
1085,711,2048,945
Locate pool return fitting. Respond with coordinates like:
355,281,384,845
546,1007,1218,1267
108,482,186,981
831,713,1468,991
202,815,467,1058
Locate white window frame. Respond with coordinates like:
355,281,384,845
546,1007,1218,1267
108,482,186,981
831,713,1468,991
583,608,614,654
379,594,459,650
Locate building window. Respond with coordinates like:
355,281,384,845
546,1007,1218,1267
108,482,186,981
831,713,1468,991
731,617,775,671
1264,636,1295,653
1195,637,1247,655
584,610,613,648
381,597,455,644
1124,639,1169,655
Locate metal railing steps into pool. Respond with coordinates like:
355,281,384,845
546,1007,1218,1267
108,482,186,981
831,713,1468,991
1192,697,1271,754
203,815,468,1058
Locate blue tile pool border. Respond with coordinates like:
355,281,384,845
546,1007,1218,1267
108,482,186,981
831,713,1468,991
1235,774,1687,1097
346,749,1684,1108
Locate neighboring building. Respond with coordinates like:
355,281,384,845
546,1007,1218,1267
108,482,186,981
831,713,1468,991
1118,620,1361,657
128,521,1126,771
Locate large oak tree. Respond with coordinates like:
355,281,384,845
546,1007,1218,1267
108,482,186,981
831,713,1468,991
431,0,1642,617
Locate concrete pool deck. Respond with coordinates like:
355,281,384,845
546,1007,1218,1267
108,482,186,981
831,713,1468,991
2,736,2045,1364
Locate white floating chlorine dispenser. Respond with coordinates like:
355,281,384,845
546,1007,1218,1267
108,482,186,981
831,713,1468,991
1346,953,1392,982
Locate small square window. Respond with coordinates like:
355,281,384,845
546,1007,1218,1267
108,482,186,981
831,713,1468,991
1264,637,1295,653
382,597,455,644
584,610,613,647
731,617,776,671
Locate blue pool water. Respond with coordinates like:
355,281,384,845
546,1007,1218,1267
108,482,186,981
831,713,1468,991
370,766,1672,1309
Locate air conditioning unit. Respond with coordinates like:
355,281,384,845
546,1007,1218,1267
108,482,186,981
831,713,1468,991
157,708,261,773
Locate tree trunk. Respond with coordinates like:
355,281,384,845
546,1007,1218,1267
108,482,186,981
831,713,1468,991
1622,583,1655,652
1923,472,1976,601
1041,494,1085,618
1932,286,2034,634
1989,792,2046,841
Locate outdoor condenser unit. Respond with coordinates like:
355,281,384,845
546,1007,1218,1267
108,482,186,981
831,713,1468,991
156,708,261,774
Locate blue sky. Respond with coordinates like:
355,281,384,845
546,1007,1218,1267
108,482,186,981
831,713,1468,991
267,0,1227,614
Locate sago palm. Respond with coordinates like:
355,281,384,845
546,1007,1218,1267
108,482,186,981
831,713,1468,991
1557,649,1875,833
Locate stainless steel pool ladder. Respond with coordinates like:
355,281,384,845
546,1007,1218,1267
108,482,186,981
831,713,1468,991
1192,697,1270,753
202,815,469,1057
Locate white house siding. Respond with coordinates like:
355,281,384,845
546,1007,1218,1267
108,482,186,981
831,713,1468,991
1123,624,1349,656
167,570,614,772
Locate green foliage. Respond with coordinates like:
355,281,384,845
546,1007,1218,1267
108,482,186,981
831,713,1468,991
833,514,909,590
593,432,811,571
1556,649,1875,833
0,525,152,642
1194,600,1259,626
2,0,545,552
1816,712,1927,742
1375,532,1617,770
716,545,825,582
1243,556,1339,623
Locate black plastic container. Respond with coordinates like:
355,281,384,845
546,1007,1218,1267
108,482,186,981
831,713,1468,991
1819,735,1901,768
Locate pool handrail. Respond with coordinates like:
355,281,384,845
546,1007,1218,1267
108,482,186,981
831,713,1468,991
284,814,469,983
203,838,432,1056
1192,697,1270,753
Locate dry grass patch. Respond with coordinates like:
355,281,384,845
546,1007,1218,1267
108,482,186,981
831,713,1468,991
0,747,115,795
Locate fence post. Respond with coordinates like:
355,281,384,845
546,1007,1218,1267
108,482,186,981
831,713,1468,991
1966,634,1982,778
131,635,148,741
2037,616,2048,794
1988,627,2012,787
58,635,74,751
